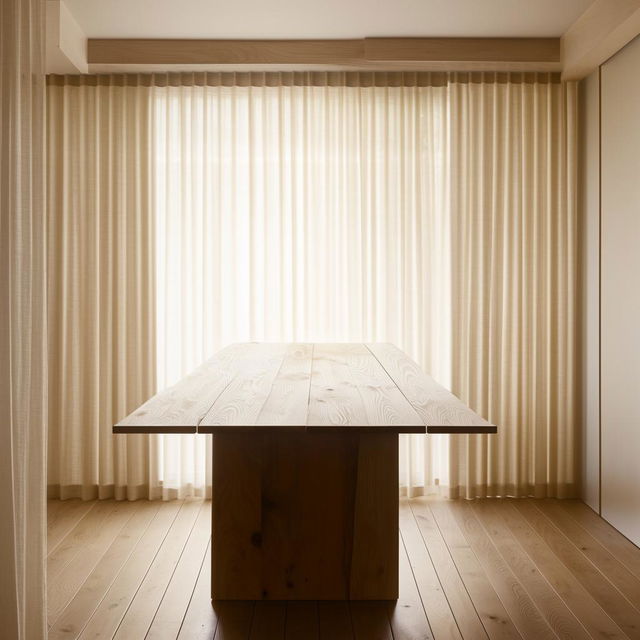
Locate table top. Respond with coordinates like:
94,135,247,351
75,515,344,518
114,342,496,435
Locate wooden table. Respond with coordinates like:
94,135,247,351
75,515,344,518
114,343,495,601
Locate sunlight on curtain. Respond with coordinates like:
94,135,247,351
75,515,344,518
152,77,452,498
46,72,577,502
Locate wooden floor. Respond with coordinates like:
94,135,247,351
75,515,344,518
47,497,640,640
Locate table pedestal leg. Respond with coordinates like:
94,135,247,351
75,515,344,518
211,432,398,600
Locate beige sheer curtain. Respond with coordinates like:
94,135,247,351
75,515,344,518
152,73,451,498
447,74,578,498
0,0,48,637
47,72,451,499
47,76,158,500
46,71,578,501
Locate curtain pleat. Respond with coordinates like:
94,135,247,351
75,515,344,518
46,72,577,501
0,0,47,637
447,75,578,498
151,80,450,498
47,78,158,500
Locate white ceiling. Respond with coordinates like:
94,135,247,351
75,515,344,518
64,0,595,40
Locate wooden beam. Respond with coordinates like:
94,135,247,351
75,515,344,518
562,0,640,80
364,37,559,63
87,37,559,70
88,39,364,65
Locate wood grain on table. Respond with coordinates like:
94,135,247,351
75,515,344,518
114,342,496,434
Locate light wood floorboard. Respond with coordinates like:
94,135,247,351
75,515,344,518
47,497,640,639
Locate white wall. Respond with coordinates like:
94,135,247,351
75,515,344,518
600,34,640,546
578,69,600,513
46,0,88,74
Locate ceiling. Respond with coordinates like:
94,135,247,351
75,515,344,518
64,0,595,40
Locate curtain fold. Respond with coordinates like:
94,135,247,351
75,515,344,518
46,71,578,501
447,75,578,498
47,78,158,500
152,78,451,498
0,0,47,637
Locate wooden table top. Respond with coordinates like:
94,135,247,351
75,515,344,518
114,342,496,435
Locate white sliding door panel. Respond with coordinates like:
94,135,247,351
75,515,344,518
601,35,640,546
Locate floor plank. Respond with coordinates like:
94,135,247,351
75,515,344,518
349,601,393,640
47,500,97,557
514,500,640,638
399,499,462,640
285,602,319,640
77,500,183,640
177,541,218,640
49,500,160,638
559,499,640,581
113,498,204,639
47,497,640,640
471,500,590,640
249,602,286,640
213,601,255,640
497,501,627,640
409,498,487,640
147,501,213,639
533,499,640,608
48,500,127,587
317,602,353,640
387,538,433,640
428,500,523,639
448,501,555,640
48,501,137,626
